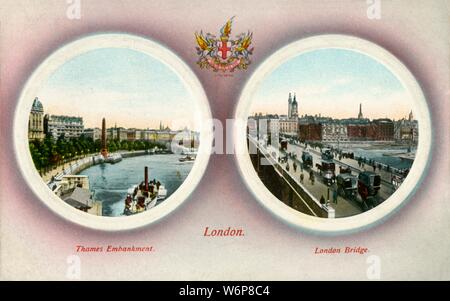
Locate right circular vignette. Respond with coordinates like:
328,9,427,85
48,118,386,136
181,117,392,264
234,35,432,235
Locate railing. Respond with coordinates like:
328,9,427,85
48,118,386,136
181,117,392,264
249,136,334,218
303,147,395,187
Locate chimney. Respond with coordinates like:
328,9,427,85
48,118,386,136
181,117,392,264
144,166,149,192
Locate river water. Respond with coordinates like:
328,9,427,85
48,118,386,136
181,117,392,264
343,146,415,170
78,154,193,216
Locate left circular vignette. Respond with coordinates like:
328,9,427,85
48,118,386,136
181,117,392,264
13,33,213,231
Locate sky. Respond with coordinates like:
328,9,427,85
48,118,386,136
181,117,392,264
37,48,199,130
251,48,414,120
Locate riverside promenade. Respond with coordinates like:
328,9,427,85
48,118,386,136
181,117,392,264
42,155,95,183
44,149,169,187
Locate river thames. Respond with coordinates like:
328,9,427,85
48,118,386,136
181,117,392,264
78,154,193,216
344,146,415,170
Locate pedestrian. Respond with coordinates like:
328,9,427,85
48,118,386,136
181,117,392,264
293,162,297,172
320,195,325,205
286,163,290,171
333,187,338,204
300,163,304,172
300,173,304,183
310,171,315,185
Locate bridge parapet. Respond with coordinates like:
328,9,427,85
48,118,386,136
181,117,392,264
249,136,334,218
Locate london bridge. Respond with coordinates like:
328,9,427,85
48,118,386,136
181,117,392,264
247,134,401,218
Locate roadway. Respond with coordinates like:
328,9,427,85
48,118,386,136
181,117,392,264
260,141,363,217
285,142,395,202
256,135,400,217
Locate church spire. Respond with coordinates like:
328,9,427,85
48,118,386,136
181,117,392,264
288,92,292,118
358,103,363,119
291,92,298,118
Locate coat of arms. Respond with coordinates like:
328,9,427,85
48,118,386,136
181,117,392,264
195,17,253,72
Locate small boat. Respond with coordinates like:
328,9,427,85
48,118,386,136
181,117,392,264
105,153,123,164
179,154,196,162
180,132,198,157
123,166,167,215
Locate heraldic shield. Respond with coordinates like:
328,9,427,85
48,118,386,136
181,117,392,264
195,16,254,72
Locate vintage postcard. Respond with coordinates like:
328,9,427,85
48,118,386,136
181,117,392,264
0,0,448,282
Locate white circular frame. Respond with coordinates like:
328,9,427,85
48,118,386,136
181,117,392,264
234,34,432,235
14,33,213,231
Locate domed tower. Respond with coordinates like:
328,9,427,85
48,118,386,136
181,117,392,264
28,97,45,141
291,93,298,119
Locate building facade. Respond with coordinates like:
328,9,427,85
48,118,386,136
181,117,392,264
251,101,402,143
279,117,298,136
28,97,45,141
321,122,349,142
84,128,101,141
283,92,299,135
373,119,395,141
247,117,258,138
296,104,396,142
394,111,418,143
46,115,84,139
100,126,180,144
347,123,377,141
298,123,322,141
288,93,298,119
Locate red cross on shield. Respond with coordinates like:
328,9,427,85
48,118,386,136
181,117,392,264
218,40,231,60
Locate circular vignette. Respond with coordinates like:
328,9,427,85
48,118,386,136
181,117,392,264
14,33,213,231
234,34,432,235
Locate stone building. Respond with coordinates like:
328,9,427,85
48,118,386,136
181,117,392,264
373,118,395,141
279,117,298,136
84,128,101,141
28,97,45,141
46,115,84,139
394,111,418,143
298,123,322,141
288,93,298,119
321,122,349,143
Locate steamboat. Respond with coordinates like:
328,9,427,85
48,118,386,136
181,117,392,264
123,166,167,215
